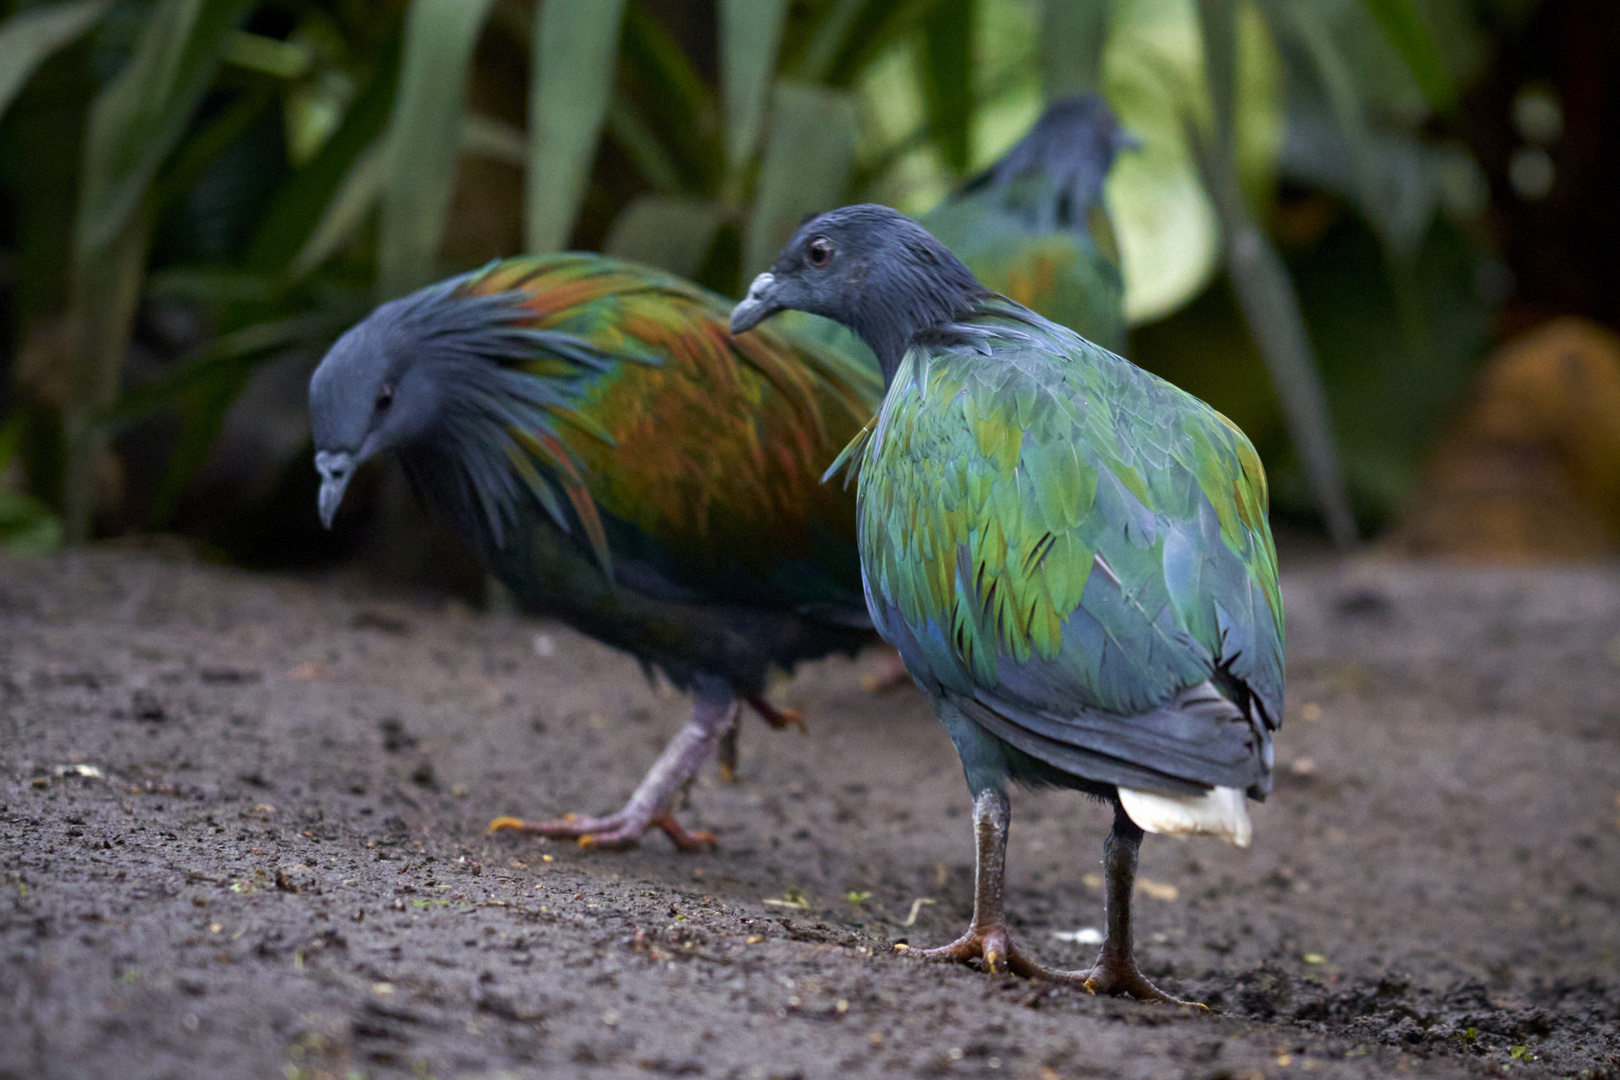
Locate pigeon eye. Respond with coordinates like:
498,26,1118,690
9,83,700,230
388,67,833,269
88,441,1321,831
806,237,834,269
375,384,395,412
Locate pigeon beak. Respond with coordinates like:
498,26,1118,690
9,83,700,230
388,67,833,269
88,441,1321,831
729,272,780,335
315,449,356,529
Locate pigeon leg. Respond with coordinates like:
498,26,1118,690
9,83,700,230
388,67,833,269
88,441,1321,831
489,692,738,852
914,789,1055,979
745,695,805,731
1079,801,1203,1006
717,725,740,782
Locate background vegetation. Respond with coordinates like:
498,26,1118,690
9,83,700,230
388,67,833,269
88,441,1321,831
0,0,1596,574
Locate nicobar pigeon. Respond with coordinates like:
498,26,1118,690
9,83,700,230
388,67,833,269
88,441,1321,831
310,254,879,850
730,205,1283,1002
305,96,1133,853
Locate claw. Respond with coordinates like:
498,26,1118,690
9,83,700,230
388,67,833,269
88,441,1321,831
745,695,806,731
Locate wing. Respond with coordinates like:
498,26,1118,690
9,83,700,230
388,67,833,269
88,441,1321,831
858,303,1282,793
462,255,882,614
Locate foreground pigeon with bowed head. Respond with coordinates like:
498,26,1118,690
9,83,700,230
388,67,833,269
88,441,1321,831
310,255,878,850
731,206,1283,1001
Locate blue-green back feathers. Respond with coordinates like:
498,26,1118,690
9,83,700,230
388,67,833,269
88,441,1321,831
850,297,1282,792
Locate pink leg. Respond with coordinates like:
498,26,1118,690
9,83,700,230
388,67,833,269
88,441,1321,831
490,692,738,852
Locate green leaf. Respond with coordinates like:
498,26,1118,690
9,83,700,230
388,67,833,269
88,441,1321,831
919,0,976,174
1040,0,1110,96
287,136,389,280
1359,0,1456,113
74,0,252,261
220,30,312,80
1193,1,1355,547
377,0,495,299
525,0,628,253
0,0,110,124
719,0,789,174
246,28,399,273
744,81,858,276
59,0,251,541
604,195,722,279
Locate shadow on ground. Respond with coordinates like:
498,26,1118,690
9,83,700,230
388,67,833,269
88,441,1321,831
1,549,1617,1079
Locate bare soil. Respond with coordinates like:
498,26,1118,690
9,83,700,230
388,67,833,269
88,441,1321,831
2,547,1618,1080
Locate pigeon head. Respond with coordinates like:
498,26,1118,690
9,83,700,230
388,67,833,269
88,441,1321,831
308,279,534,528
730,204,989,385
964,93,1137,230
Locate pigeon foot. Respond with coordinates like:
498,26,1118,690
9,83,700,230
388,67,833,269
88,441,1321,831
1080,949,1205,1007
745,695,805,731
914,925,1063,980
488,811,716,852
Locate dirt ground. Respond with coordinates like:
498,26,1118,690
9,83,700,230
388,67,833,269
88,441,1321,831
2,546,1618,1080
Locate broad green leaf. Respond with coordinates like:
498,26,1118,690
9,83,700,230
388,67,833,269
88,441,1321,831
246,29,400,273
62,204,149,541
1100,0,1282,324
604,195,722,279
605,98,683,193
744,81,858,276
919,0,976,174
1040,0,1110,96
288,133,389,280
798,0,942,88
1359,0,1456,112
1196,0,1355,547
220,30,311,79
617,4,718,194
0,0,110,124
462,111,525,167
799,0,868,83
74,0,252,260
377,0,495,299
525,0,628,253
62,0,251,541
720,0,789,174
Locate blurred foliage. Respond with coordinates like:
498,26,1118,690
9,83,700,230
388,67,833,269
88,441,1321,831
0,0,1514,556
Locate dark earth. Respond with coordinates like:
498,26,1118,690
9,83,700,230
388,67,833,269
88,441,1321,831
2,546,1618,1080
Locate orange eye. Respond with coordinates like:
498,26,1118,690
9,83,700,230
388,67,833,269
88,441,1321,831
807,237,834,268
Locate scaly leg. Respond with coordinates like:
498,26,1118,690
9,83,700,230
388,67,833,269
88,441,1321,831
915,789,1067,979
718,695,803,781
1081,801,1203,1006
490,691,737,852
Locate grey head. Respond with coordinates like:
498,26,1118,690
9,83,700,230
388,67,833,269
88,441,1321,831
958,93,1137,230
729,203,989,385
308,278,539,528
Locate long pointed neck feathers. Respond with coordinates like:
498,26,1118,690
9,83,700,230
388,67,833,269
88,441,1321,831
379,276,615,562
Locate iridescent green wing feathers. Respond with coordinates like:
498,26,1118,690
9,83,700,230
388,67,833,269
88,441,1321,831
457,255,881,609
857,297,1282,730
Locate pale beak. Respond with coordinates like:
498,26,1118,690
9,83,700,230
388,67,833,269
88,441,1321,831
729,272,779,335
315,449,355,529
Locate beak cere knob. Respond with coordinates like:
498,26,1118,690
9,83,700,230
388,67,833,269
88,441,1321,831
729,273,777,335
314,449,356,529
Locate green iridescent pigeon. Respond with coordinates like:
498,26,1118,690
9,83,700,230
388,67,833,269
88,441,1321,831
731,205,1283,1002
